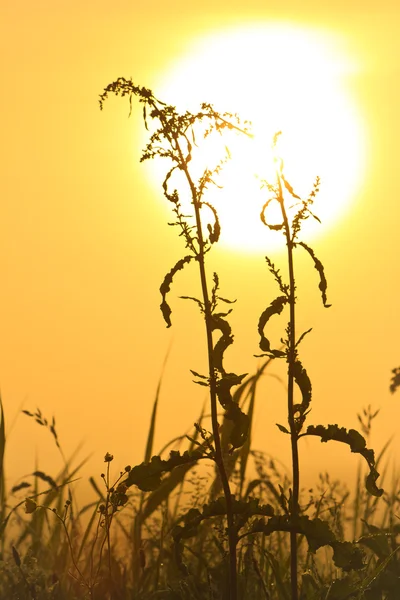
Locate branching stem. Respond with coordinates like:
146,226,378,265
176,138,238,600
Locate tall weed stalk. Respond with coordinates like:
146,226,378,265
256,133,384,598
100,78,252,599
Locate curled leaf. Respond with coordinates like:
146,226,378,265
298,242,331,308
224,396,249,449
160,255,194,327
211,314,233,374
258,296,288,355
202,201,221,243
303,424,383,497
216,372,248,448
292,361,312,432
260,198,284,231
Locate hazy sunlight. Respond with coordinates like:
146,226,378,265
148,24,366,253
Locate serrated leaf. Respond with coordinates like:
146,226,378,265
248,514,336,551
390,367,400,394
172,496,275,545
139,419,208,524
159,255,194,327
299,515,337,552
303,424,383,497
331,541,365,571
358,528,391,559
249,514,365,571
124,449,205,491
299,242,331,308
258,296,288,354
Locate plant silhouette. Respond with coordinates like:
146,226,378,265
0,80,391,600
100,77,254,599
255,132,383,599
98,83,386,600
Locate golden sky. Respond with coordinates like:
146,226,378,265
2,1,400,495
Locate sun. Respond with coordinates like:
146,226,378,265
145,24,366,253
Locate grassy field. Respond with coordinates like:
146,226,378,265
0,391,399,600
1,80,400,600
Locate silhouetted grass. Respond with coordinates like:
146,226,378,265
1,80,400,600
1,391,400,600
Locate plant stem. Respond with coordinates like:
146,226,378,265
177,144,237,600
278,173,300,600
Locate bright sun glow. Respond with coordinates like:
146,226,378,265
146,24,366,253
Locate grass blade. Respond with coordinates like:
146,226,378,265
144,346,171,463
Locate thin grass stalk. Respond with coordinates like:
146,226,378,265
352,461,363,540
76,501,101,563
133,365,164,588
154,501,167,591
239,359,272,499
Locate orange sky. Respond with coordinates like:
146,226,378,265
2,1,400,499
